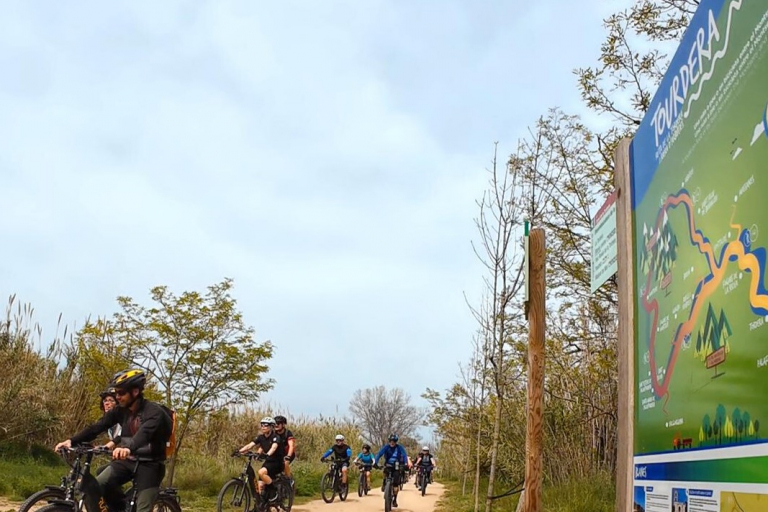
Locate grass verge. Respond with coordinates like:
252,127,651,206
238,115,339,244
435,472,615,512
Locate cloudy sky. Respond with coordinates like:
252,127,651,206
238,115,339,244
0,1,627,423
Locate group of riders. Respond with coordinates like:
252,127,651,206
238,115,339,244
51,369,437,511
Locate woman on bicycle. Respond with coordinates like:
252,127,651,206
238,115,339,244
353,444,375,490
238,417,285,498
99,388,122,445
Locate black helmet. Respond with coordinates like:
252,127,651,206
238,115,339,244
388,434,399,442
99,387,116,400
274,415,287,425
99,388,117,411
110,369,146,391
362,444,371,450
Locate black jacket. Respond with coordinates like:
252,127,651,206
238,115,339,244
70,397,172,461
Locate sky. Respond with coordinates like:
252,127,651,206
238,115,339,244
0,0,630,427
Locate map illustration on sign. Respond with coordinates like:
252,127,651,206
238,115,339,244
630,0,768,484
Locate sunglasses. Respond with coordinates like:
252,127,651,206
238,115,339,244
115,389,129,396
261,423,273,427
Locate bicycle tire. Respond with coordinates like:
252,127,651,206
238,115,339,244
383,480,392,512
35,505,73,512
153,494,182,512
320,472,335,503
421,474,427,496
216,478,250,512
358,473,364,497
279,479,294,512
18,488,65,512
339,478,348,502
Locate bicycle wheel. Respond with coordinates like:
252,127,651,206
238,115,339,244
278,479,294,512
421,474,428,496
35,505,72,512
320,472,335,503
18,488,65,512
383,480,392,512
357,472,364,497
153,494,182,512
338,476,348,502
216,478,250,512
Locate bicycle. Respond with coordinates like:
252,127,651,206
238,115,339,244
374,461,402,512
415,466,432,496
354,462,371,497
17,443,95,512
319,458,349,503
217,451,293,512
35,446,181,512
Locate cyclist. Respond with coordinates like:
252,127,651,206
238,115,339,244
352,444,375,491
99,387,121,446
238,417,285,500
320,434,352,491
374,434,409,508
413,446,437,489
273,415,295,481
53,369,172,512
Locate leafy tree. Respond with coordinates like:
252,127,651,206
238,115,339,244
77,278,274,485
349,386,424,447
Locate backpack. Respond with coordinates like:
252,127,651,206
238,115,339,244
158,404,177,458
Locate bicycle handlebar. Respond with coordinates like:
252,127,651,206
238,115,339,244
232,451,266,460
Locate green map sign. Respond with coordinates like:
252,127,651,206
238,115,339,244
630,1,768,510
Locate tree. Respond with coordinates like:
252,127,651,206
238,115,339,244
77,278,274,485
349,386,424,447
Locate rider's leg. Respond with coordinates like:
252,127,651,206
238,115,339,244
95,461,131,512
341,465,348,485
283,458,292,478
133,463,165,512
257,467,273,493
365,470,371,487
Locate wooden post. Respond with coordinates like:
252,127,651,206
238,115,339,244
614,138,635,512
524,227,546,512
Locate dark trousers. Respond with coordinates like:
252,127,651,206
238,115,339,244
96,460,165,512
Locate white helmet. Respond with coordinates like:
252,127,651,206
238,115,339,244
335,434,345,441
260,417,276,425
422,446,429,451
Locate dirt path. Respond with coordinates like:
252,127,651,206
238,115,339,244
0,497,22,512
292,482,444,512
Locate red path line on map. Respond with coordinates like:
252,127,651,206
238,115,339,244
642,192,768,401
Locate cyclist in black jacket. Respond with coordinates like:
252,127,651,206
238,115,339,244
54,369,172,512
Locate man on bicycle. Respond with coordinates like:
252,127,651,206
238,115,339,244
238,417,286,499
273,415,295,482
352,444,374,491
374,434,409,508
413,446,437,489
320,434,352,491
54,369,172,512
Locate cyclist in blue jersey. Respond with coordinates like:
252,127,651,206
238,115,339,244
374,434,410,508
320,434,352,490
353,444,375,490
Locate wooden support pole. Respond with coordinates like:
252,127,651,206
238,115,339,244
524,227,546,512
614,138,635,512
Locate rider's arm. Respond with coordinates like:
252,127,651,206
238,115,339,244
321,448,333,459
266,435,280,457
69,408,120,446
345,447,352,459
286,436,296,457
240,440,257,453
374,446,386,465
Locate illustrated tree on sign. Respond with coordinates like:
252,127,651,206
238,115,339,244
77,278,274,485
